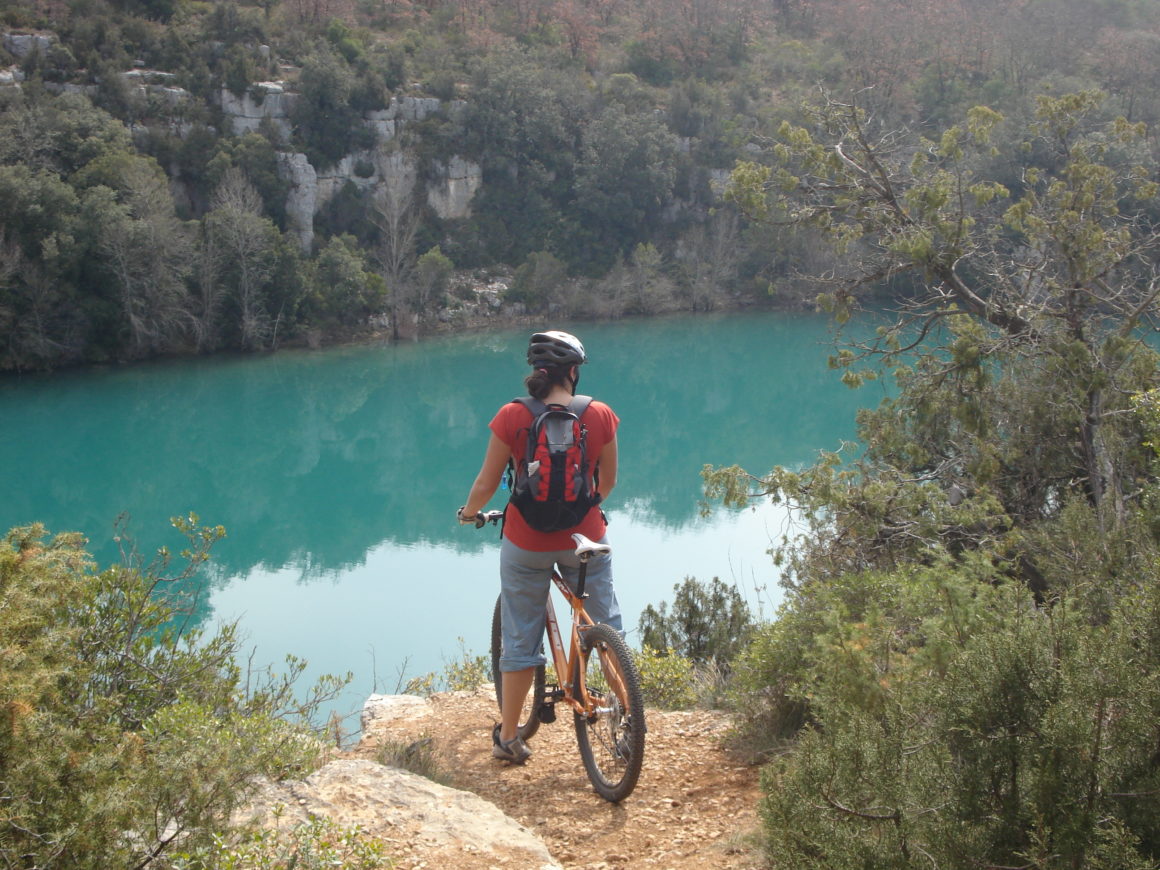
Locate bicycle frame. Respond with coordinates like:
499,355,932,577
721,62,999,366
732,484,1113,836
543,569,597,716
477,508,644,801
543,564,631,720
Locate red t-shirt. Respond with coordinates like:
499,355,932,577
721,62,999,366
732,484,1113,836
490,398,619,551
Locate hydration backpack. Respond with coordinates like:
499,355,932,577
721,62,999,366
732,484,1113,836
507,395,602,533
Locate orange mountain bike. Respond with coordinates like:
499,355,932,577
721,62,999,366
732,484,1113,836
474,510,646,802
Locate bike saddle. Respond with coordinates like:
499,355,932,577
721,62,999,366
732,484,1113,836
570,533,612,558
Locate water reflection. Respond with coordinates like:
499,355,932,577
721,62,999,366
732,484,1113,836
1,312,881,715
3,314,871,563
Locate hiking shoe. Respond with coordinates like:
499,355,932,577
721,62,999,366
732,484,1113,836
492,724,531,764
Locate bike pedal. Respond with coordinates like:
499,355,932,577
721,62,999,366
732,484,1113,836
537,703,557,724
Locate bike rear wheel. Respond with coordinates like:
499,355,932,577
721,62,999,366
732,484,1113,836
490,595,546,742
572,623,646,802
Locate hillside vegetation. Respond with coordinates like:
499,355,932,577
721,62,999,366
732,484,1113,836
705,87,1160,869
3,0,1160,369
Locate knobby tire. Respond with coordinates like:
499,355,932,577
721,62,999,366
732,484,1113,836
572,623,646,802
490,595,546,742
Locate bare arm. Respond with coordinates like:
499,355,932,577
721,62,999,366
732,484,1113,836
597,434,618,500
460,432,511,519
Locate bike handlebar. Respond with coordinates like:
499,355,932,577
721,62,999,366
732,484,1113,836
458,507,505,528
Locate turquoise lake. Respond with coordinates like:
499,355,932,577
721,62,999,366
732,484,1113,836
0,312,887,729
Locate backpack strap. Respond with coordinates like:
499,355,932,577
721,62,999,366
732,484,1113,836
567,396,596,489
511,396,548,416
568,395,594,417
510,395,593,417
508,397,546,470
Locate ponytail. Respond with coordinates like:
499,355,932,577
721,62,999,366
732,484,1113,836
524,366,571,400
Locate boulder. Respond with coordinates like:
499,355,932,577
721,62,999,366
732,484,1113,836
238,758,561,869
360,692,434,737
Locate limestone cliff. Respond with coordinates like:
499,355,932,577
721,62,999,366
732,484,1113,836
1,29,482,254
219,85,481,250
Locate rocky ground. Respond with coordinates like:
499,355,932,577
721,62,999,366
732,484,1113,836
351,688,766,870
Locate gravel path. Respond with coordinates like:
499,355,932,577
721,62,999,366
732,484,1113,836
355,687,765,869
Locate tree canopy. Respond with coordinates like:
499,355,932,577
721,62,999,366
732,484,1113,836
707,91,1160,868
5,0,1160,367
714,91,1160,585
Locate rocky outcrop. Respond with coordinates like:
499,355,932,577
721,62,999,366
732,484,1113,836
218,86,481,249
2,32,52,89
237,759,560,869
219,83,296,143
0,28,482,250
276,152,317,251
427,155,483,220
277,141,482,251
235,694,561,870
276,148,419,251
364,94,448,140
219,88,454,146
354,690,765,870
2,32,54,60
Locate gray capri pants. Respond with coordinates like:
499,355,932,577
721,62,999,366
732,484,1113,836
497,536,623,672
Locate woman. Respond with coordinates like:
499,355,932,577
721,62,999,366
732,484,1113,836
458,330,623,764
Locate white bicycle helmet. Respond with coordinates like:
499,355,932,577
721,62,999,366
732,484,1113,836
527,330,587,368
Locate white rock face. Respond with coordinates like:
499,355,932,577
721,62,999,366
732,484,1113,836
277,152,318,251
384,95,442,121
238,758,561,870
313,150,380,213
360,692,434,735
219,84,295,142
375,150,420,194
364,111,398,142
223,88,484,248
2,33,54,60
427,155,483,220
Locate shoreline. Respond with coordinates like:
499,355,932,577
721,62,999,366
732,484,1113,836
0,289,820,379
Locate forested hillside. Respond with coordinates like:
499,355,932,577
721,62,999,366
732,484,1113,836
3,0,1159,370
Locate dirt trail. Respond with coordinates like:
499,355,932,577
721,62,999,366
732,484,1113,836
354,688,765,869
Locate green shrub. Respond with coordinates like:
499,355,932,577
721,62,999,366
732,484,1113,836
753,558,1160,868
400,670,437,696
690,657,732,710
635,645,697,709
170,816,390,870
639,575,755,666
441,637,490,692
508,250,568,312
394,639,488,697
0,519,347,868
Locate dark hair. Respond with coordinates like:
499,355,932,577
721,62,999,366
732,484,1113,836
525,366,572,400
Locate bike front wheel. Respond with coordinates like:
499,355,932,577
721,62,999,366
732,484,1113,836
490,595,546,742
572,623,646,802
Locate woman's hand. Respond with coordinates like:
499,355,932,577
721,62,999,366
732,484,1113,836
457,506,485,528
